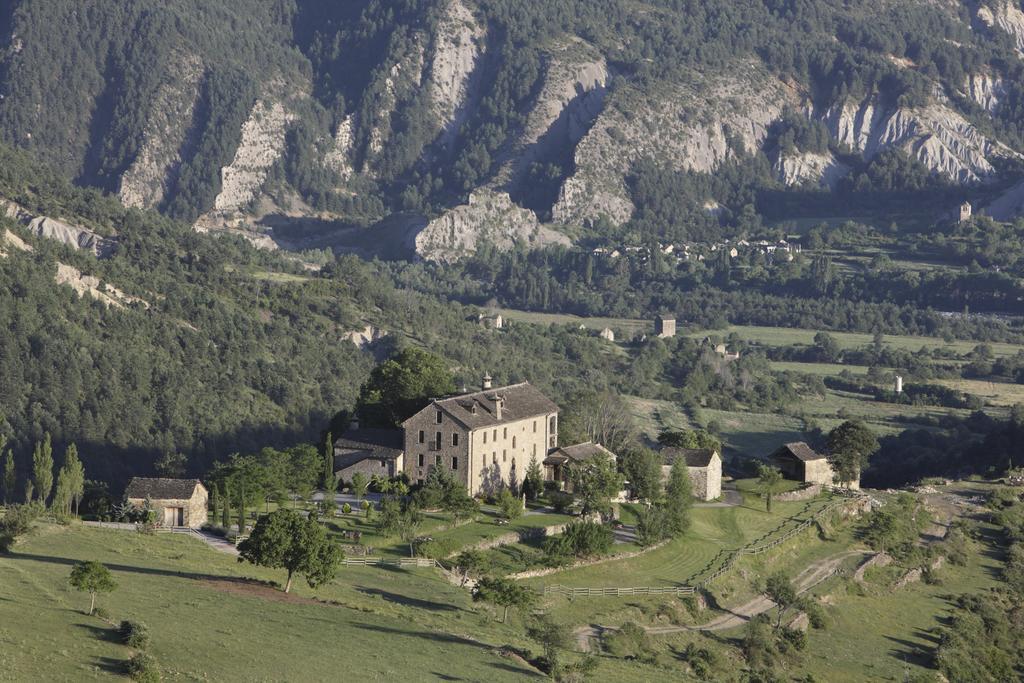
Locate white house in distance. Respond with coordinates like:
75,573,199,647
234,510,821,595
660,448,723,501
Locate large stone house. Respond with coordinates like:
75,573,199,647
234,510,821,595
543,442,617,492
660,448,723,501
333,426,405,483
768,442,855,488
125,478,208,528
402,378,559,496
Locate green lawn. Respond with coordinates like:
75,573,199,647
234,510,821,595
528,495,835,626
798,522,1003,682
0,524,540,681
326,508,575,558
698,409,807,458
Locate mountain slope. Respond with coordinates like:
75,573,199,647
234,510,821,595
2,1,1024,259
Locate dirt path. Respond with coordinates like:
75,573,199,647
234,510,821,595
574,549,867,651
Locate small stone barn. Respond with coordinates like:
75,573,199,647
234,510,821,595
660,448,723,501
544,442,616,492
333,428,405,484
769,442,837,487
125,478,208,528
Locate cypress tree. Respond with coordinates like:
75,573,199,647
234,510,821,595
221,482,231,529
32,433,54,507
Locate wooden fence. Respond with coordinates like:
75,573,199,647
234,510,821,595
342,557,439,569
542,494,859,598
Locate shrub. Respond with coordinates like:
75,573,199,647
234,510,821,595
0,504,39,548
342,503,352,514
602,621,654,660
545,520,613,563
126,652,160,682
93,606,112,621
496,489,523,520
416,537,457,560
548,491,574,514
118,620,150,649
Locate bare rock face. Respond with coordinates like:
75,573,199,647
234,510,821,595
964,72,1006,113
118,52,204,209
816,94,1019,184
427,0,484,149
324,114,356,181
552,65,794,226
27,216,117,257
214,100,296,213
411,189,570,262
54,262,148,309
495,43,608,189
773,151,850,188
344,325,388,348
977,1,1024,54
367,41,427,162
2,198,117,257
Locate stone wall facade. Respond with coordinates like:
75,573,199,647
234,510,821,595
803,459,836,487
336,454,403,484
661,452,722,501
128,485,208,529
404,407,557,496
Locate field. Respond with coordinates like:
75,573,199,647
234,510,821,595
0,525,538,681
686,324,1024,358
936,377,1024,407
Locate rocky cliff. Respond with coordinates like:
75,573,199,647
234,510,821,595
815,94,1018,184
2,198,117,257
552,66,794,226
410,189,569,262
118,53,204,210
977,1,1024,54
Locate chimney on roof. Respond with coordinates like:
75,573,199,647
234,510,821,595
492,395,504,421
482,373,492,390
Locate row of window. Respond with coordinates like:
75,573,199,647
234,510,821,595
418,453,459,470
418,430,459,448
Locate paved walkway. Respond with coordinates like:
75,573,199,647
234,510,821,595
694,487,743,508
574,549,867,650
196,531,239,556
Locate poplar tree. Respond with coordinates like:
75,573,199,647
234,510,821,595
32,434,54,507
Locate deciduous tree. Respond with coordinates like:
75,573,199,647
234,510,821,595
827,420,879,486
473,576,536,623
69,561,116,615
237,509,342,593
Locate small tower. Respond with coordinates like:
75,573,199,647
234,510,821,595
599,327,615,342
895,375,903,394
958,201,973,224
482,373,493,390
654,315,676,338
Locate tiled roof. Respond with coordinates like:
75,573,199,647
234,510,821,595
125,477,202,500
334,429,404,469
548,442,615,464
772,442,825,462
662,447,718,468
408,382,558,430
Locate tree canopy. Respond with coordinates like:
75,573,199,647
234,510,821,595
237,509,342,593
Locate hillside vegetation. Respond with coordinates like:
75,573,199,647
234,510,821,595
2,0,1024,256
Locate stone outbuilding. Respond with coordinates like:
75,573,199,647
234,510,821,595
768,442,848,488
599,327,615,342
125,478,208,528
334,427,405,484
543,442,617,492
654,315,676,338
660,448,723,501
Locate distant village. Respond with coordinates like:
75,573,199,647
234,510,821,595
591,238,803,264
